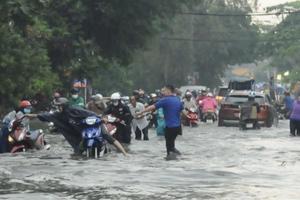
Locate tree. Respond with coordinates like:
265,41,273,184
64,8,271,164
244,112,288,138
128,0,259,90
258,1,300,84
0,24,59,112
0,0,187,112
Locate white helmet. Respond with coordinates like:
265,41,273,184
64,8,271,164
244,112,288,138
122,96,129,101
92,93,103,101
111,92,121,100
186,91,192,96
95,93,103,99
150,93,157,98
207,92,213,97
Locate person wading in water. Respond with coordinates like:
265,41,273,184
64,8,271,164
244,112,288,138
139,85,183,160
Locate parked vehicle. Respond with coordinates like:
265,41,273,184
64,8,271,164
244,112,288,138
218,90,277,127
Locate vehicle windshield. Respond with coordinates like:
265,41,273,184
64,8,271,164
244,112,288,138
218,88,228,97
226,95,264,104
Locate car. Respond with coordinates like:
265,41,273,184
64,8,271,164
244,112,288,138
218,90,277,127
215,86,229,105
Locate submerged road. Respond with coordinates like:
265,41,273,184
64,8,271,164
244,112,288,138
0,120,299,200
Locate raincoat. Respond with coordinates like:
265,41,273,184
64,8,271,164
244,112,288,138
156,108,165,136
38,106,97,152
200,97,217,113
290,101,300,120
129,102,149,132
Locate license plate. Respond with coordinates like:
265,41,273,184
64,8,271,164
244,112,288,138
246,123,253,128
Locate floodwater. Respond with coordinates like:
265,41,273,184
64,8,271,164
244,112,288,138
0,120,300,200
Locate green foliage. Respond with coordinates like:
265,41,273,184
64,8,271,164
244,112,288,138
258,2,300,84
128,0,259,89
0,0,263,113
0,0,186,112
0,23,59,110
92,62,134,96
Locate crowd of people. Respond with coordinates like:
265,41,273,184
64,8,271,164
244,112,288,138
1,85,200,159
6,83,300,159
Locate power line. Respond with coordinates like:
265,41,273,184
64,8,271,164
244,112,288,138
177,10,300,17
161,37,300,43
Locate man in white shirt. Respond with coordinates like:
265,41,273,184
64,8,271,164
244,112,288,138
129,96,149,140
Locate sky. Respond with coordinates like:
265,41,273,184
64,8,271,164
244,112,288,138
256,0,298,8
251,0,299,24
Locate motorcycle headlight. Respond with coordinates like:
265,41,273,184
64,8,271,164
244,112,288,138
85,117,99,125
87,132,93,138
107,115,117,122
8,135,14,143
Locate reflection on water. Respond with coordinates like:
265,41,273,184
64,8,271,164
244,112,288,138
0,120,300,199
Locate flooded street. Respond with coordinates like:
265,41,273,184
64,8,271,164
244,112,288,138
1,120,300,200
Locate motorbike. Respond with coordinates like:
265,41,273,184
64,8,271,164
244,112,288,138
275,103,290,120
202,108,217,123
239,104,261,130
238,107,260,130
7,117,46,153
81,115,117,158
239,118,260,130
81,116,105,158
103,114,127,142
198,100,204,120
105,115,118,136
183,108,199,127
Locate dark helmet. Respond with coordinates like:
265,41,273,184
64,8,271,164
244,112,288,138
133,90,139,96
191,90,197,97
71,88,79,94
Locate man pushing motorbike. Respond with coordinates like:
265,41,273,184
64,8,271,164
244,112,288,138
33,97,127,156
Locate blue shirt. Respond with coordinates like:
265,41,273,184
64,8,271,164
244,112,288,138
155,96,183,128
284,96,294,111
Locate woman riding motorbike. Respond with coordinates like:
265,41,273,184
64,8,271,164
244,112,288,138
199,93,217,121
182,91,198,126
